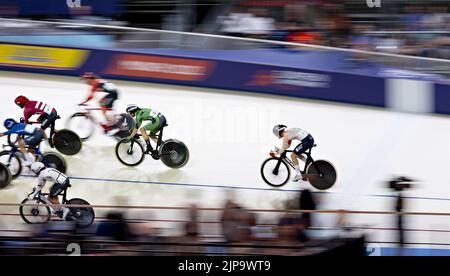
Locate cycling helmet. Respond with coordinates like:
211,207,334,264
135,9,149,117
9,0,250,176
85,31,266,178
31,162,46,175
14,95,29,108
273,124,287,138
126,104,140,116
80,72,99,80
3,118,17,130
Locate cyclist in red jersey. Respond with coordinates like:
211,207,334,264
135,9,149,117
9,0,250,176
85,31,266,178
80,72,119,133
14,95,59,147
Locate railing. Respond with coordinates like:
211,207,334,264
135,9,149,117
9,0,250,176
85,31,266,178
0,17,449,79
1,202,450,254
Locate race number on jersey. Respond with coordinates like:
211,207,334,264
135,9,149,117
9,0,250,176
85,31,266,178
35,102,53,115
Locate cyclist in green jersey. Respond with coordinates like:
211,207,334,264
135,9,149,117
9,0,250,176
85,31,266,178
125,104,167,158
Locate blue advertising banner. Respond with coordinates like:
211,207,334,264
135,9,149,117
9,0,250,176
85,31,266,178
434,82,450,114
0,42,387,108
0,0,124,16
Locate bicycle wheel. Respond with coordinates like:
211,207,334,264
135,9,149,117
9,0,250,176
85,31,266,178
0,151,22,179
0,163,12,189
113,113,136,140
306,160,337,190
52,129,82,156
66,113,95,141
159,139,190,168
115,138,145,166
40,153,67,174
65,198,95,228
19,197,51,224
261,157,291,187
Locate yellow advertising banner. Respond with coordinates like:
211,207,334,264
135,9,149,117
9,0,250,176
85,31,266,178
0,44,88,69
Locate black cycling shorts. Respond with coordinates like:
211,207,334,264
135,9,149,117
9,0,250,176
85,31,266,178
50,178,71,197
38,112,58,130
293,134,314,155
24,129,44,147
100,93,118,109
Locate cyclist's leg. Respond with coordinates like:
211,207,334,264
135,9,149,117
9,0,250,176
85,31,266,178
149,116,166,144
100,94,117,126
142,119,160,153
48,179,70,218
292,135,315,180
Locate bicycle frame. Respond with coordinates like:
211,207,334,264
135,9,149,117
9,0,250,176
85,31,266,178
3,143,43,163
273,147,324,176
31,187,69,212
130,125,166,154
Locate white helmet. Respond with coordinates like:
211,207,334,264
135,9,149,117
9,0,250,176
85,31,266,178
31,162,46,175
273,124,287,138
126,104,140,115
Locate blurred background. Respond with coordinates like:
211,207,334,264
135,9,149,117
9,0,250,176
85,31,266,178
0,0,449,256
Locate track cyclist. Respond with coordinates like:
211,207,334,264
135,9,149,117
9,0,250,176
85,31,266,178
271,124,315,182
14,95,59,145
28,162,71,220
80,72,119,134
125,104,167,159
0,118,45,166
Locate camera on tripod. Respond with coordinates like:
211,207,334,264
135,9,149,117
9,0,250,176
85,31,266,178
388,176,415,191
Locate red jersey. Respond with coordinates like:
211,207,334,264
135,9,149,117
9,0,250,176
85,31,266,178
81,79,118,105
23,101,57,123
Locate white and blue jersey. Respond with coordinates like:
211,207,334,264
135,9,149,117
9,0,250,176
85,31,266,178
4,123,44,147
4,123,38,136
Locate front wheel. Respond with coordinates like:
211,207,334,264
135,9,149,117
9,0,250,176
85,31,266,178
306,160,337,190
66,198,95,228
115,138,145,166
159,139,189,168
19,197,51,224
261,157,291,187
66,113,95,141
0,151,22,179
0,163,12,189
52,129,82,156
40,153,67,174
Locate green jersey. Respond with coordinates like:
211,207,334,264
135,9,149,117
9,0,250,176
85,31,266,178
135,108,162,131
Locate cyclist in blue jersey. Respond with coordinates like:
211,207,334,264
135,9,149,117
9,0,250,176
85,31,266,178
0,118,45,165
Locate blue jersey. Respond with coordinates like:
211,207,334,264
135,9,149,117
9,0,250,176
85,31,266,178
4,123,38,136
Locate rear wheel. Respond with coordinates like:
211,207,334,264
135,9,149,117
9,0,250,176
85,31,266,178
113,113,135,140
261,157,291,187
40,153,67,174
19,197,51,224
52,129,82,156
0,151,22,179
159,139,189,168
66,198,95,228
0,163,12,189
115,138,145,166
66,113,95,141
306,160,337,190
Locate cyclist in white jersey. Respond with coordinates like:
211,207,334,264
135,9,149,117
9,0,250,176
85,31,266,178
271,124,315,182
29,162,71,219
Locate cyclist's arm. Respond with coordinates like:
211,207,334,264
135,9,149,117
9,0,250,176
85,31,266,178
36,174,46,191
279,135,291,154
80,83,99,105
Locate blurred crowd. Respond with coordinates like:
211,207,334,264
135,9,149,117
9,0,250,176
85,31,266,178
0,189,363,256
217,2,450,59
